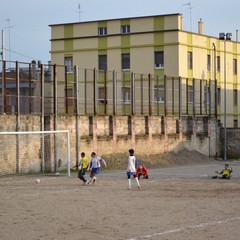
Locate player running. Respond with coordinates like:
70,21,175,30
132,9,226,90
87,152,107,185
77,152,89,185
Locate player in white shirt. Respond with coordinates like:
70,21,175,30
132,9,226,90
127,149,141,190
87,152,106,184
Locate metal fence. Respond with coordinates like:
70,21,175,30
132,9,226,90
0,60,217,117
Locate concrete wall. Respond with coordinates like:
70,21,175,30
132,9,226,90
219,128,240,159
0,114,219,175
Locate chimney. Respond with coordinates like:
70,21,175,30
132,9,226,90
198,18,203,34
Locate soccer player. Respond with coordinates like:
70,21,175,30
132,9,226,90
211,164,233,179
136,164,149,180
87,152,106,184
127,149,141,190
78,152,89,185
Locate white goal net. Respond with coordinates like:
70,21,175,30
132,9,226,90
0,130,71,176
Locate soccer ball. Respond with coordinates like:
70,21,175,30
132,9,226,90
35,179,40,184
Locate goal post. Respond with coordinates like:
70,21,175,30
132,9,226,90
0,130,71,177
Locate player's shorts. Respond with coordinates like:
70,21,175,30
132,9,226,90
91,167,100,175
127,171,136,177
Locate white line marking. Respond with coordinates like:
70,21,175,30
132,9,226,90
126,217,240,240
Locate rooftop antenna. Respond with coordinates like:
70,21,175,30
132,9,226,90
77,3,82,22
183,2,192,32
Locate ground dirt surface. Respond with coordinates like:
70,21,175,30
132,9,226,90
1,149,240,240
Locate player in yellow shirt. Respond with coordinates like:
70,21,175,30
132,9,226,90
78,152,89,184
211,164,233,179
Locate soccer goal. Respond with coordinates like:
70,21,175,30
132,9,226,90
0,130,71,177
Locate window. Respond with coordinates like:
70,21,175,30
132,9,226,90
233,89,238,106
234,119,238,128
121,87,131,103
217,87,221,105
207,54,211,71
98,55,107,70
154,85,164,103
233,59,237,75
64,57,73,73
154,51,164,69
217,56,221,72
98,87,107,104
187,51,193,70
98,27,107,36
121,25,130,34
121,53,130,70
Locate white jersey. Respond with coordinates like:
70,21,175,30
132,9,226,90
127,155,136,173
90,156,106,169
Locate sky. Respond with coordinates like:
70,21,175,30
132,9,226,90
1,0,240,64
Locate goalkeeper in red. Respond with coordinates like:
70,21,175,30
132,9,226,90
127,149,141,190
136,164,149,180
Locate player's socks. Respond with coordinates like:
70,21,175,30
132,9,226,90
135,177,140,188
128,179,131,189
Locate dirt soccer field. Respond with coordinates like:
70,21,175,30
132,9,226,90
1,159,240,240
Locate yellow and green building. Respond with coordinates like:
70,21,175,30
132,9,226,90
49,13,240,127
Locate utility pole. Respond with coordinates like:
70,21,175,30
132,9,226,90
4,18,14,63
1,30,5,60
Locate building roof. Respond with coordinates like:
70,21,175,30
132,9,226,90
49,13,182,27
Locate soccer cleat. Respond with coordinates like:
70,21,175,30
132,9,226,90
87,180,92,185
93,177,96,184
138,186,141,190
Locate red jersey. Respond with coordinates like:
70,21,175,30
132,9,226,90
136,166,148,177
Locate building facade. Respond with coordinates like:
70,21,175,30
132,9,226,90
49,13,240,127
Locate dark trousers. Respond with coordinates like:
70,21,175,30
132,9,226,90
78,168,87,182
138,173,149,179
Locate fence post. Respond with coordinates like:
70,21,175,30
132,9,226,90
156,75,160,115
28,63,32,113
200,79,202,115
179,76,182,119
112,70,116,116
148,73,152,116
215,79,217,118
64,66,68,114
3,61,6,114
141,74,143,115
193,78,195,117
186,78,189,115
172,77,175,115
131,72,135,116
164,75,167,116
40,64,45,173
209,79,211,117
74,65,80,167
84,69,87,115
104,70,107,115
16,61,20,173
93,68,97,116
